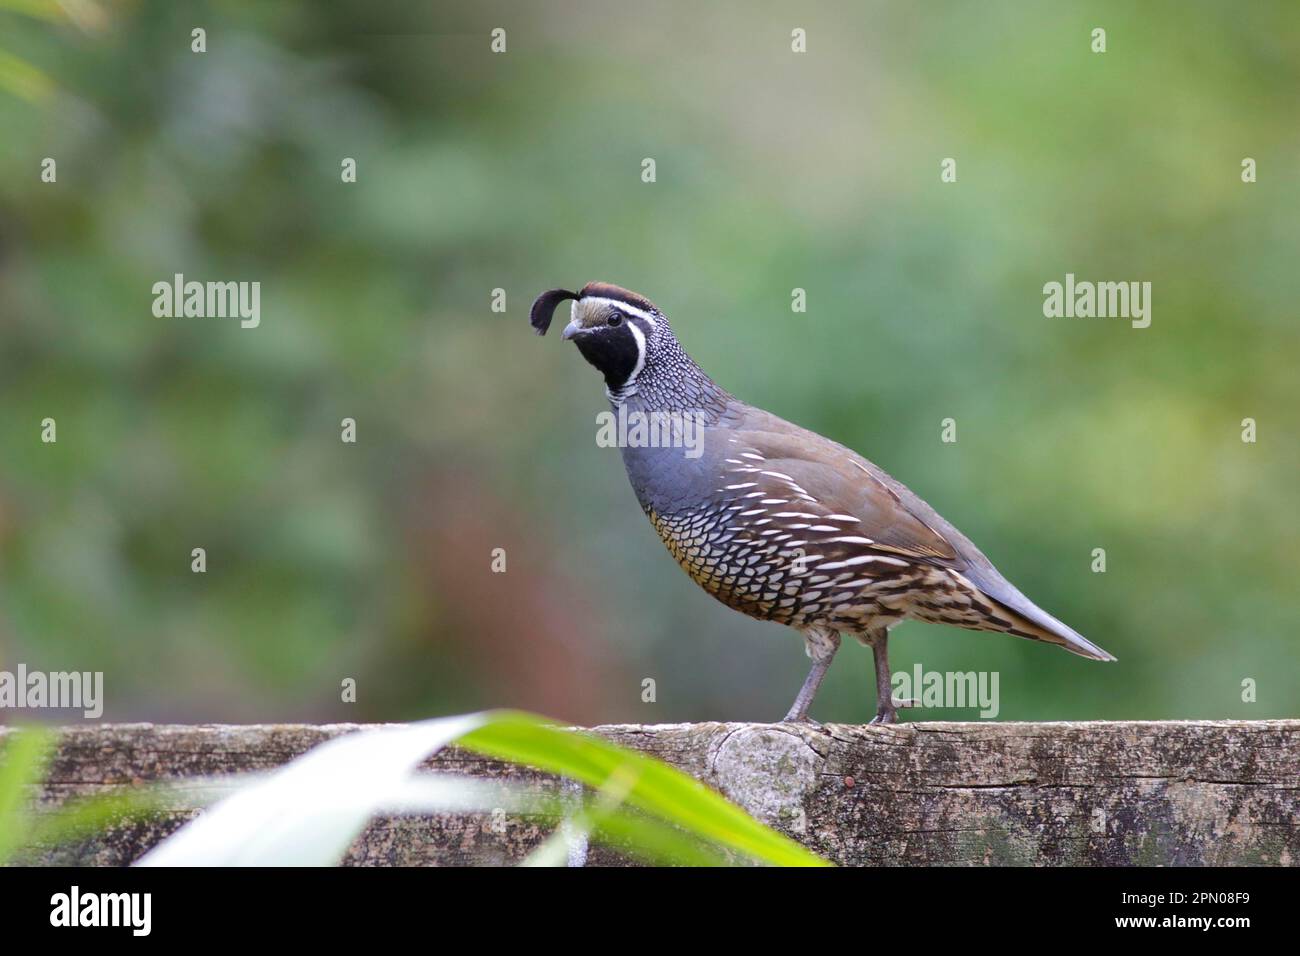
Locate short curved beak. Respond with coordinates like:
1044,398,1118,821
561,319,586,341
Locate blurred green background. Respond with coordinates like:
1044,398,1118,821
1,1,1296,725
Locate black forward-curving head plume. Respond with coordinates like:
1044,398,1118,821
529,288,580,335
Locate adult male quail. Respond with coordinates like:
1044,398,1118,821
531,282,1115,723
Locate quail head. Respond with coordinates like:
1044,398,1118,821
532,282,1114,724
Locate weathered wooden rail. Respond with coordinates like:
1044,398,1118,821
9,720,1299,865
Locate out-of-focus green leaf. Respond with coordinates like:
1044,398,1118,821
0,725,162,864
0,49,54,101
0,0,65,20
0,725,54,863
521,764,740,866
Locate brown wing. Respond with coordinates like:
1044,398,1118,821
718,420,959,568
715,407,1116,660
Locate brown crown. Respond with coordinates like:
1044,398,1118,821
578,282,659,315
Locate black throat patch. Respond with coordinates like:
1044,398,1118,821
574,324,641,389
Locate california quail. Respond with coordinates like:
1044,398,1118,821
531,282,1115,724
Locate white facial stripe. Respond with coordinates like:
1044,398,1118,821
579,296,658,327
625,320,647,383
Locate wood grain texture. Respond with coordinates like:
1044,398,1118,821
6,720,1298,866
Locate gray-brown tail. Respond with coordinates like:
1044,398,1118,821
986,594,1116,661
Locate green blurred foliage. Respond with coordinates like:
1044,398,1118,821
0,1,1296,725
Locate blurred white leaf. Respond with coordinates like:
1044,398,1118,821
137,714,490,866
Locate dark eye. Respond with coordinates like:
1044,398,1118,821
607,313,623,326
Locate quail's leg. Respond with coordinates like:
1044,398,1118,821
867,629,917,725
783,628,840,723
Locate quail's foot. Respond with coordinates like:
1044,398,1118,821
870,697,919,725
781,711,825,729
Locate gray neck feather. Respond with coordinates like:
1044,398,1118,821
607,327,730,421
